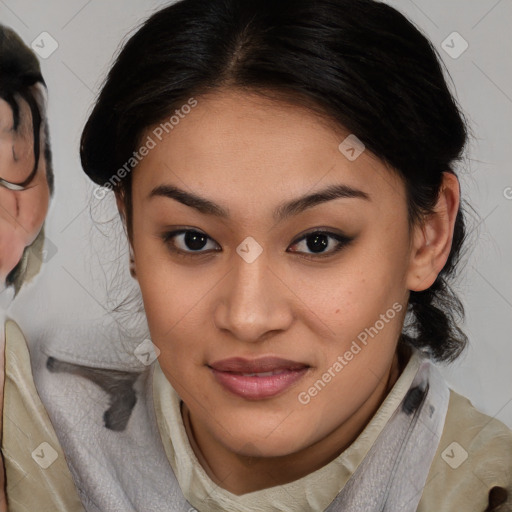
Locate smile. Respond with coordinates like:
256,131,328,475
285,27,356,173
208,357,310,400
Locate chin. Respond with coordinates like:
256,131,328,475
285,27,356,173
216,413,308,458
234,437,302,459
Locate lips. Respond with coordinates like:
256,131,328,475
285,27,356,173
208,357,310,400
209,356,308,373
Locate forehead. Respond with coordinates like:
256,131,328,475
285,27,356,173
132,89,404,209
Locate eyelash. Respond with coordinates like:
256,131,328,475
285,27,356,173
161,229,353,260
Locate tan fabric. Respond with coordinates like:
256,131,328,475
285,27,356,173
1,319,84,512
418,390,512,512
2,317,511,511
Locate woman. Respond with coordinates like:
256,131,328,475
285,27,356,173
3,0,512,511
77,0,511,509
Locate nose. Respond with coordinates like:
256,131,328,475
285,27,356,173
214,249,294,343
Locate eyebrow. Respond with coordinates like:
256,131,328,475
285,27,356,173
148,183,370,222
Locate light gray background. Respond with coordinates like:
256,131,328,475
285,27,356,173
1,0,511,427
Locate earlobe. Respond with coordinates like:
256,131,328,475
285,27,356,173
406,172,460,292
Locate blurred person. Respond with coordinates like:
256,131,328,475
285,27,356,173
0,24,83,511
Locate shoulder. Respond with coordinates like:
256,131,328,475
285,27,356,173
3,319,34,386
2,318,85,511
3,319,31,389
418,388,512,512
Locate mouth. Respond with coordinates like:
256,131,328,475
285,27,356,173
208,356,310,400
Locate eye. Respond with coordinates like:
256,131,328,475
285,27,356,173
287,230,353,259
161,228,353,260
162,229,220,256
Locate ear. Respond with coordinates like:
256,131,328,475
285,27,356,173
406,172,460,292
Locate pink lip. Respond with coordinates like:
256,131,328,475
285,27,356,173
208,357,310,400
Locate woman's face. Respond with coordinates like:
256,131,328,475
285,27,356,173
0,93,50,285
129,89,421,459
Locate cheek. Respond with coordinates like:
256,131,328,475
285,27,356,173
132,236,212,366
293,228,409,408
308,229,409,332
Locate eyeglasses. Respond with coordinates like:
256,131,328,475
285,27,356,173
0,176,30,191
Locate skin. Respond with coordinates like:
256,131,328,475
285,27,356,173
123,88,459,495
0,93,50,285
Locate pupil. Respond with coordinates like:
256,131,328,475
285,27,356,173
307,233,328,253
185,231,207,251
